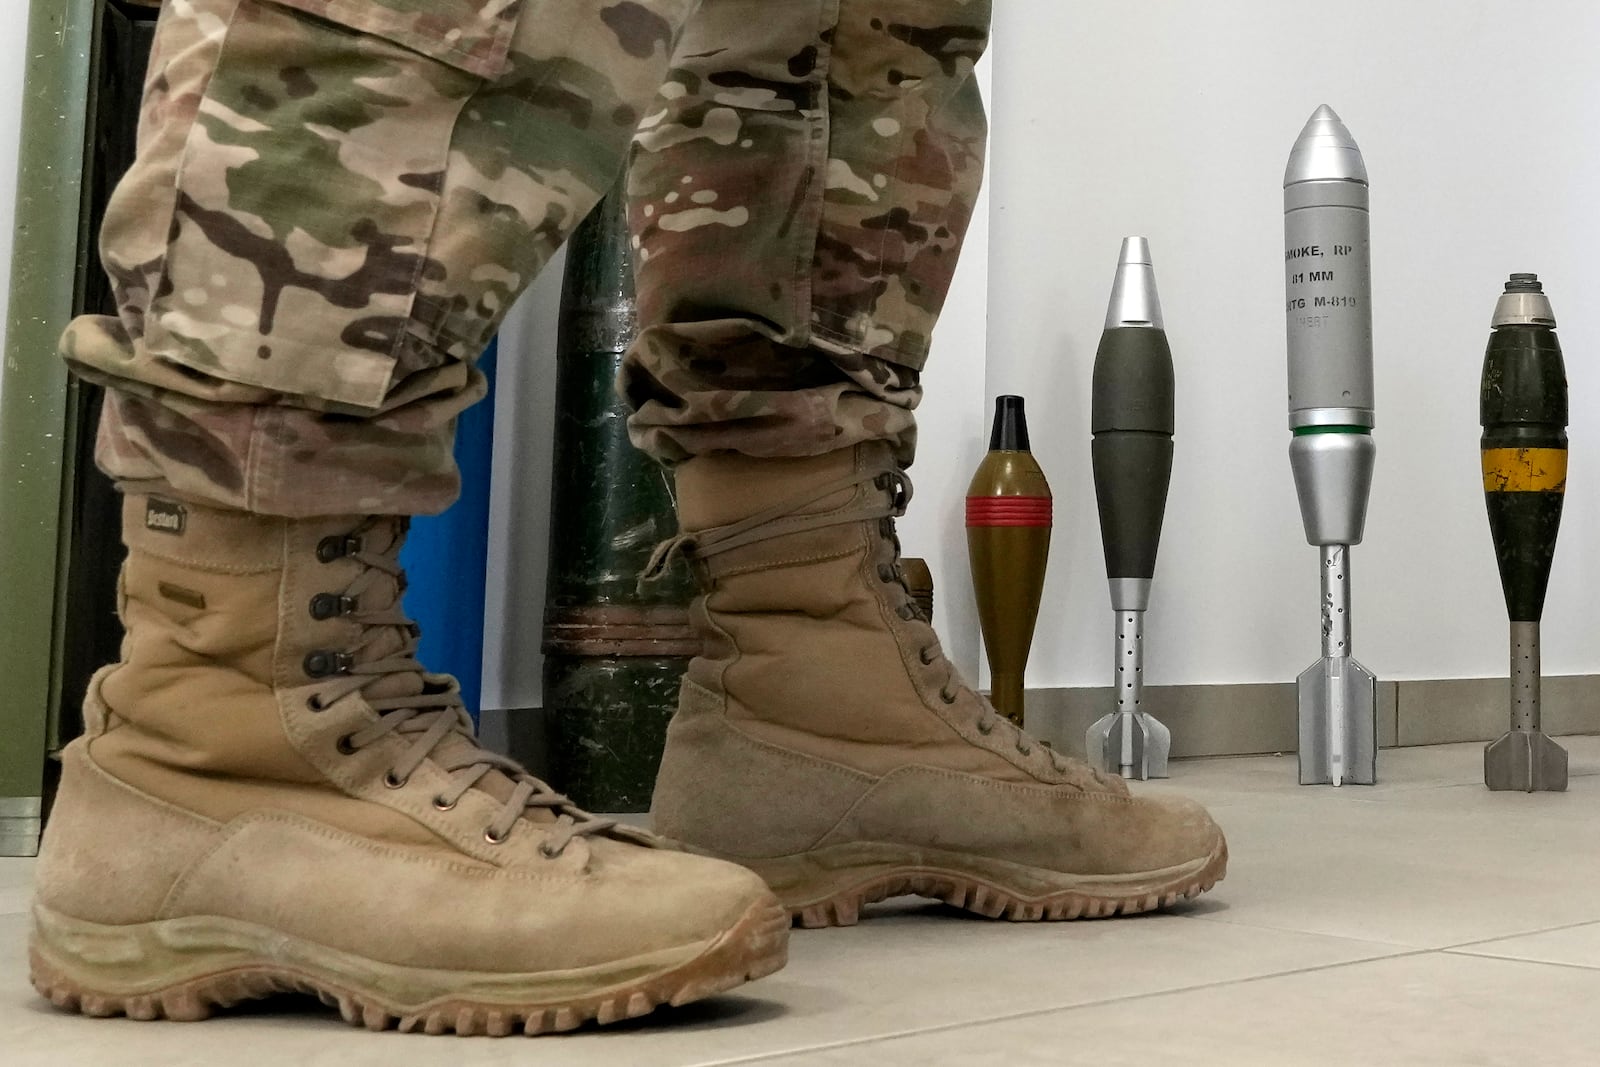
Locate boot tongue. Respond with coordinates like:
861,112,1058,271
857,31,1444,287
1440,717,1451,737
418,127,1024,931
363,646,535,812
354,521,427,705
350,522,534,815
431,734,528,811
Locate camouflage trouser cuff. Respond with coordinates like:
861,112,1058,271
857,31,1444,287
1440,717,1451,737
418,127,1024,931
809,315,932,373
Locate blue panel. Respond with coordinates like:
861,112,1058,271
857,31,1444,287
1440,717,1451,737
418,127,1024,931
399,342,498,722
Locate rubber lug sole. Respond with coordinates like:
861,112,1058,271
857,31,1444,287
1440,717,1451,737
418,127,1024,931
29,897,788,1035
750,839,1228,928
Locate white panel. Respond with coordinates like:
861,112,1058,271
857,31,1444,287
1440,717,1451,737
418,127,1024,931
990,0,1600,686
480,252,563,711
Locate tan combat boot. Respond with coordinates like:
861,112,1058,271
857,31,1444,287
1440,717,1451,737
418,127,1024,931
649,443,1227,926
30,494,786,1034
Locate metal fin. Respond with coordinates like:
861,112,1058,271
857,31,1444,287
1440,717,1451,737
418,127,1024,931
1484,730,1568,792
1296,656,1377,786
1086,711,1170,781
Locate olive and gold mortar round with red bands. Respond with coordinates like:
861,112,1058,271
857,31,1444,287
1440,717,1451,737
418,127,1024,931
966,396,1052,727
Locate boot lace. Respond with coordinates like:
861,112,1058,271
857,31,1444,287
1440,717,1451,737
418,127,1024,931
645,464,1085,778
305,519,615,856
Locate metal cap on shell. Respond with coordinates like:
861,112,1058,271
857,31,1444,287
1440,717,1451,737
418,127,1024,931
1492,273,1557,328
989,394,1031,451
1104,236,1164,330
1284,105,1368,186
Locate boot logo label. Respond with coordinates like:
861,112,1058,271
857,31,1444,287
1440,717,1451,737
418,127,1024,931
157,581,206,610
145,498,187,535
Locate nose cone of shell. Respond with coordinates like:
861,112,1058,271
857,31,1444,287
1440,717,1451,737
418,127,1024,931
1105,237,1164,330
1492,273,1558,329
1284,104,1368,186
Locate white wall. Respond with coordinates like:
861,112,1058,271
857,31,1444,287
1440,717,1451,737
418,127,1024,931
989,0,1600,688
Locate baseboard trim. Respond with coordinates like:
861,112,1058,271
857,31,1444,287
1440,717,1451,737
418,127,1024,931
488,675,1600,779
1023,675,1600,761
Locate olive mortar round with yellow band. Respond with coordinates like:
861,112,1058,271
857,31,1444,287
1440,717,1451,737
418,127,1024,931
1480,273,1569,793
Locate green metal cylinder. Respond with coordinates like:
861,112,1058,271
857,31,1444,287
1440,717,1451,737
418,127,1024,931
58,1,159,758
529,188,697,812
0,0,97,856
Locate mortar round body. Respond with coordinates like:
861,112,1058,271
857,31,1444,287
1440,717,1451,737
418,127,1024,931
1480,323,1568,622
966,452,1051,720
1285,181,1373,427
966,525,1051,702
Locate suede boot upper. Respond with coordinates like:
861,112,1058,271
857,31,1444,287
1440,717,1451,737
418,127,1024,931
36,494,777,978
651,443,1227,889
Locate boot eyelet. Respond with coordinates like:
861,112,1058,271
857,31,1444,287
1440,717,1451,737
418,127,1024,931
1016,742,1033,756
484,827,509,845
976,718,994,734
316,534,362,563
304,650,354,679
879,518,893,537
309,593,357,620
336,734,358,755
940,687,958,704
877,564,895,582
383,770,408,789
432,795,456,812
537,842,559,859
897,605,917,621
919,647,936,665
306,693,325,712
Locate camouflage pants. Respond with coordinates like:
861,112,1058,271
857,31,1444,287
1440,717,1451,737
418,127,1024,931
62,0,991,517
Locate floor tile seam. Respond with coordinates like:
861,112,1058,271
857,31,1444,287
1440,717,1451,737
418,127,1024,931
1207,785,1600,810
1186,912,1600,954
1441,917,1600,951
1185,782,1486,802
1178,911,1425,950
1177,758,1600,783
1340,781,1494,796
1441,948,1600,973
1291,777,1568,798
692,949,1438,1066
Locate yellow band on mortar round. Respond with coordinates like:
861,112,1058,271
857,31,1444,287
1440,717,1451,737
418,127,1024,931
1481,447,1568,493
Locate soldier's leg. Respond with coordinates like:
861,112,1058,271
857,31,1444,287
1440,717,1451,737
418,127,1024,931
65,0,700,517
633,1,1230,925
622,0,990,464
32,0,789,1033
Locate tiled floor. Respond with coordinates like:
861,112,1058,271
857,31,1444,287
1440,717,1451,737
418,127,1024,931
8,739,1600,1065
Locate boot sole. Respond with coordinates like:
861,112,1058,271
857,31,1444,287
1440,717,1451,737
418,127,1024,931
736,839,1228,928
29,896,788,1035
